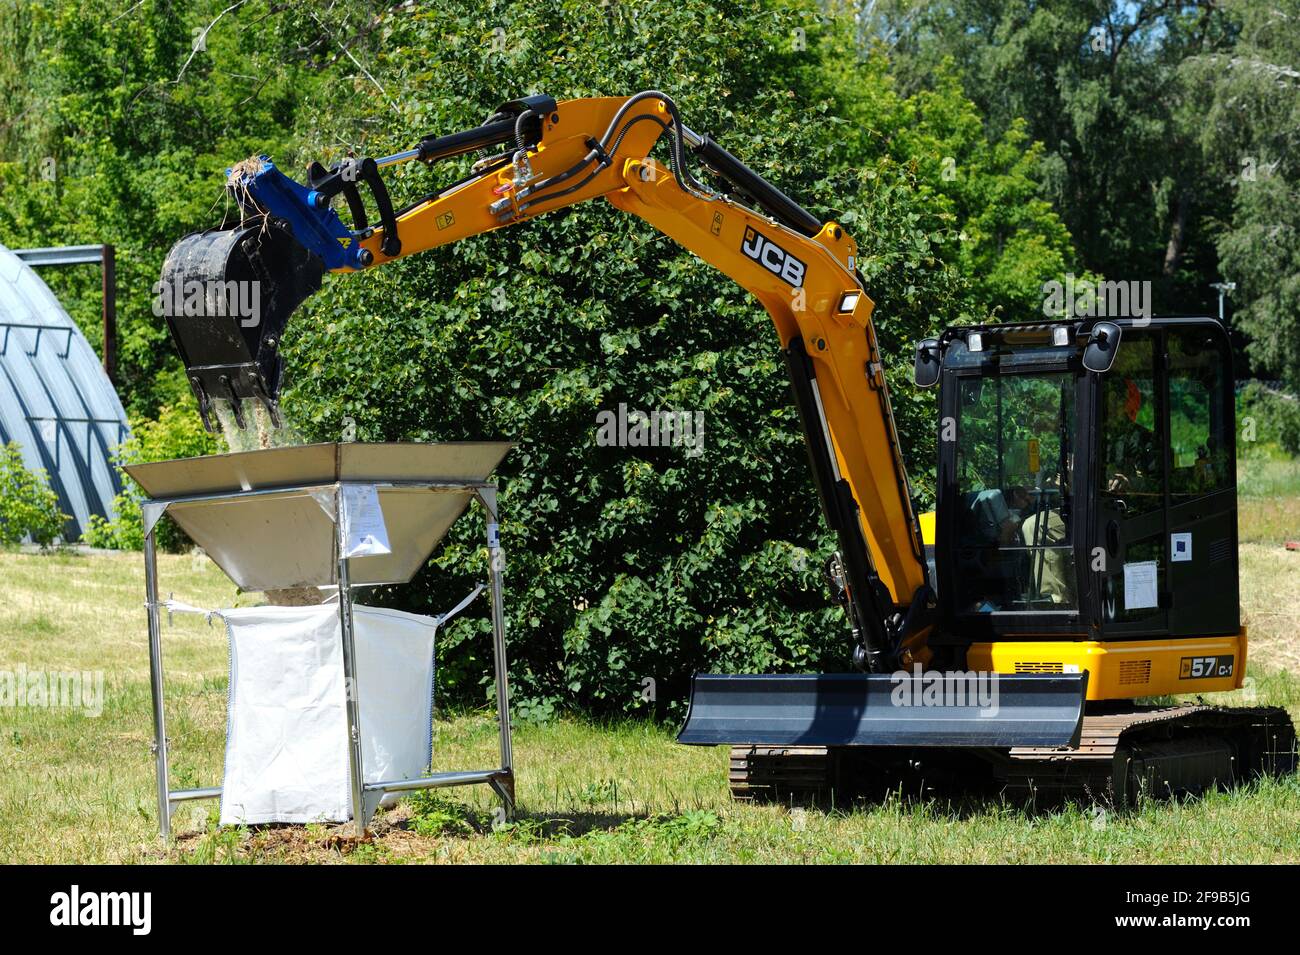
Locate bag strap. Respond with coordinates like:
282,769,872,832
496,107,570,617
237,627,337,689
436,583,485,627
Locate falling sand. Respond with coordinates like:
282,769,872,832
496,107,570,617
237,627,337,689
212,398,302,452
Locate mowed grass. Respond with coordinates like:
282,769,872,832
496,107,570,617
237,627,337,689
2,511,1299,864
1237,457,1300,672
1238,456,1300,547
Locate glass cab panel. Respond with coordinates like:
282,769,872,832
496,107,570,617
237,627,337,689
951,371,1077,614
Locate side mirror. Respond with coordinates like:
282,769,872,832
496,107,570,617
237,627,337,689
1082,321,1122,374
913,338,942,388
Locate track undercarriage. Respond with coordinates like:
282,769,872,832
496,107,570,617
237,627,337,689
729,704,1297,807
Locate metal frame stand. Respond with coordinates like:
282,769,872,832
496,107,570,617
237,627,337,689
143,481,514,842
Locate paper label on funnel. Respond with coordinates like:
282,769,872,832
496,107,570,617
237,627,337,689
340,484,391,558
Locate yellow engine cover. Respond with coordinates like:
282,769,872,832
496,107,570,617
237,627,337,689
967,631,1247,701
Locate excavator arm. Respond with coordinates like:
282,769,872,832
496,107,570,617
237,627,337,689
162,91,932,671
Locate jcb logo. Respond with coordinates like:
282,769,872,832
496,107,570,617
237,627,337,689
1179,655,1233,680
741,226,806,288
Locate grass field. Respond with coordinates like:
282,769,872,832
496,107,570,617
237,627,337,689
1238,455,1300,550
1,463,1298,864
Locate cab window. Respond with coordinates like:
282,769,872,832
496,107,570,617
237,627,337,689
954,372,1077,612
1098,334,1164,517
1167,329,1232,499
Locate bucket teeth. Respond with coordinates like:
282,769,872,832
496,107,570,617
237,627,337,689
220,381,246,430
192,377,214,432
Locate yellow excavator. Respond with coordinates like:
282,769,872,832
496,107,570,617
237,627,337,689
161,91,1294,803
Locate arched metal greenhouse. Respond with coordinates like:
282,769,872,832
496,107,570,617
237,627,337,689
0,242,128,541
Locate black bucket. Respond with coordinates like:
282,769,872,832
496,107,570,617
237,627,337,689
158,219,324,430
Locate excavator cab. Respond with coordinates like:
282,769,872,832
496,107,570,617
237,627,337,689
680,318,1248,745
927,317,1244,694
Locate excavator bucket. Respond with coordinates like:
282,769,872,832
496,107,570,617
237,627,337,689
159,218,324,432
159,152,409,432
677,672,1088,748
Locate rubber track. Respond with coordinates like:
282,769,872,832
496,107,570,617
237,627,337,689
728,705,1296,803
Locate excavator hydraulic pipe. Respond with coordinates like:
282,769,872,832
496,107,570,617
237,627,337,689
416,118,518,164
683,129,823,237
415,95,558,163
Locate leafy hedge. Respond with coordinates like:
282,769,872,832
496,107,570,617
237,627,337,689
1237,383,1300,458
0,442,67,547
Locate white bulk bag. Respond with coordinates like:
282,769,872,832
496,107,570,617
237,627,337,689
218,604,439,825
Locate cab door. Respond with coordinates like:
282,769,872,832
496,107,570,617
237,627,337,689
1093,328,1170,636
1164,323,1238,637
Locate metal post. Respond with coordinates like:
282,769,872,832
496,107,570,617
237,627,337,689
336,552,368,835
101,244,116,385
1210,280,1235,325
479,488,515,814
144,529,171,841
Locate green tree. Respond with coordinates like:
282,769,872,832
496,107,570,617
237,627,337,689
873,0,1238,314
1182,0,1300,394
270,0,1077,715
0,0,1081,717
0,0,326,416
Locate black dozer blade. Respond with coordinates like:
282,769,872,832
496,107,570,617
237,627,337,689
678,672,1088,748
159,219,324,431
